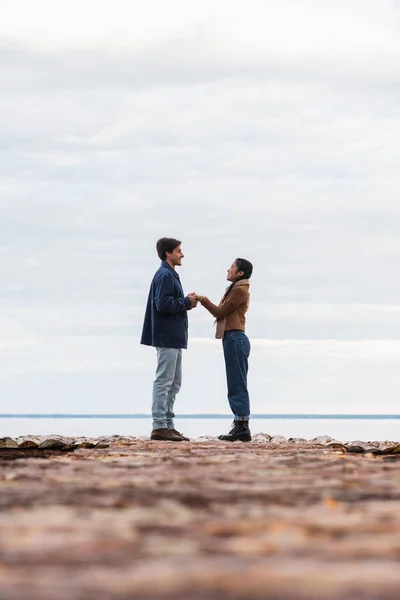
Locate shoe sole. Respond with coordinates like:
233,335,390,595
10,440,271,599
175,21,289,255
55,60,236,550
171,433,191,441
150,436,183,442
219,436,252,442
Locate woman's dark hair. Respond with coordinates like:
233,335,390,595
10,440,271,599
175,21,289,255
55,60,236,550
235,258,253,280
222,258,253,301
156,237,181,261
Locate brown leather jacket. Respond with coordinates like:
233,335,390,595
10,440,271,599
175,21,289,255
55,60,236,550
200,281,250,338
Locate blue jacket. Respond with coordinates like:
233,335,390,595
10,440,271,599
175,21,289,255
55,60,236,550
141,261,191,349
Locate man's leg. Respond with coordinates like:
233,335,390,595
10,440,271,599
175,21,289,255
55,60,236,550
166,349,182,430
152,348,179,430
164,350,190,441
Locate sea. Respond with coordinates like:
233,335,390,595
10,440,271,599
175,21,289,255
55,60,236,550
1,415,400,442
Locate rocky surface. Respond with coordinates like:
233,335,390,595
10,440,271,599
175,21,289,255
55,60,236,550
1,433,400,454
1,435,400,599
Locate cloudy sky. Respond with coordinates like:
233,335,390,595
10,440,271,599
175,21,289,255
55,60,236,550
1,0,400,415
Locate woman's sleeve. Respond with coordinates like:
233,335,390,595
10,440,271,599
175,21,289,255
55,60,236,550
200,288,246,318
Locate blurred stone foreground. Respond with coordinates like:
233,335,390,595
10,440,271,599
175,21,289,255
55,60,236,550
1,434,400,600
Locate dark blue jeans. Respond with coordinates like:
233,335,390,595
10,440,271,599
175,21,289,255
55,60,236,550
222,330,251,420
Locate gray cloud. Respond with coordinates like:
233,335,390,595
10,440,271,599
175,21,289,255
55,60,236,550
1,0,400,413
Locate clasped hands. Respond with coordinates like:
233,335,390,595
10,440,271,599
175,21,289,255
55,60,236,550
187,292,203,309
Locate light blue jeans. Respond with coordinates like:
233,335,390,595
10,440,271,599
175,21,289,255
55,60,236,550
152,348,182,430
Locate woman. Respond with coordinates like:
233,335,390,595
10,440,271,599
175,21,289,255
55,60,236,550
195,258,253,442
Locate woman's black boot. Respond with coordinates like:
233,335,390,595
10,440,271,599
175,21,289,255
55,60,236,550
219,420,251,442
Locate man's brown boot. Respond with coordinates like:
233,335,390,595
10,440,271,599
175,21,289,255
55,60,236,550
170,428,190,441
150,428,183,442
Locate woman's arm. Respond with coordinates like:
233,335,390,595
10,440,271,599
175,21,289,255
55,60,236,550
197,287,247,319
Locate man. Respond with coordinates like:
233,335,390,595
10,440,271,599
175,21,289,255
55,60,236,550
141,238,197,441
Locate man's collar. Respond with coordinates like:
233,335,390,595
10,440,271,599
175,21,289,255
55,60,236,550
161,260,179,278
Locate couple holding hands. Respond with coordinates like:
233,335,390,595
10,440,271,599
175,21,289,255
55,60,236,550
141,237,253,442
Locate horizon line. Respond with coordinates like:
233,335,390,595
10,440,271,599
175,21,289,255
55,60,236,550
1,413,400,420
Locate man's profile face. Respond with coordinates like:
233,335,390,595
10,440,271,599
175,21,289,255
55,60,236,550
166,245,184,267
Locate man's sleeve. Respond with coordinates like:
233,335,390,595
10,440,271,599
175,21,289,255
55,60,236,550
200,288,246,318
155,273,191,313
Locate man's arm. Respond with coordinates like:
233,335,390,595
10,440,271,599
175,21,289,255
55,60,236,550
199,287,246,318
155,273,193,313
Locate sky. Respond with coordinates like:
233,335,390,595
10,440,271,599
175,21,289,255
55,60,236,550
1,0,400,415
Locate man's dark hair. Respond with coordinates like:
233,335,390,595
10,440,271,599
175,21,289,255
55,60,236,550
235,258,253,280
156,237,182,261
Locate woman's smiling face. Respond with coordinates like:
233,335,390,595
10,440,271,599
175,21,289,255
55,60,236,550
227,261,244,282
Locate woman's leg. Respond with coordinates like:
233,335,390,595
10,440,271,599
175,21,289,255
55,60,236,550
223,331,251,419
221,331,251,442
